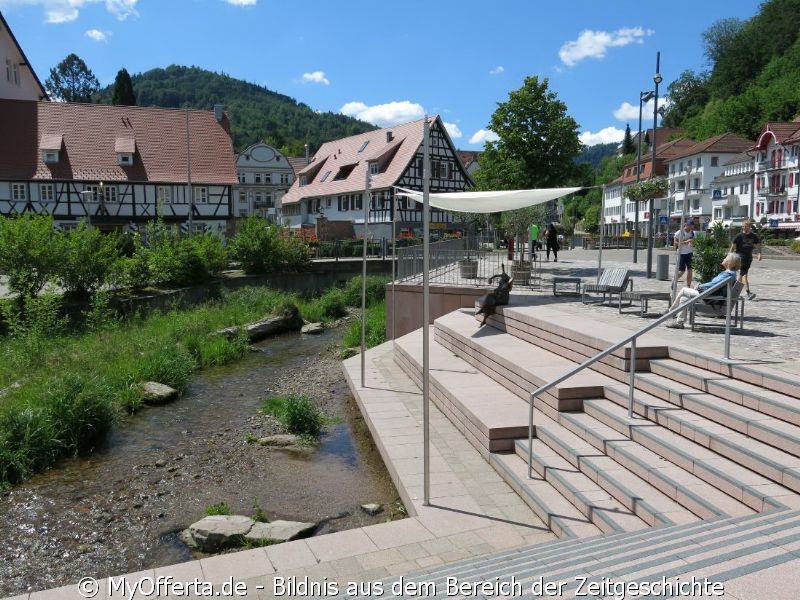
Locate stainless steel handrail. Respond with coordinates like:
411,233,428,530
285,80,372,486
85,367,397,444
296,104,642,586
527,277,736,478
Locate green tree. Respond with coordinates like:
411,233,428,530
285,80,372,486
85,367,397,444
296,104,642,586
473,76,582,191
0,214,62,299
621,125,635,155
111,68,136,106
56,223,119,298
662,70,711,127
45,53,101,103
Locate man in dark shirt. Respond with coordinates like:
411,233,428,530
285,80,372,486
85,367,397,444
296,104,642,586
730,220,762,301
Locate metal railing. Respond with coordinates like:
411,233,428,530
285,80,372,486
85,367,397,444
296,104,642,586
527,277,736,478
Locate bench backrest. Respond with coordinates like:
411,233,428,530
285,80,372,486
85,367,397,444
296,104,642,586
699,280,744,315
597,267,629,290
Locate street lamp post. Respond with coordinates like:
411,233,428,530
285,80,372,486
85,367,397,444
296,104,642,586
646,51,662,279
80,190,93,227
633,90,655,263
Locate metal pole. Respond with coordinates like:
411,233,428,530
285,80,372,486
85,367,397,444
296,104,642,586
634,91,654,263
391,188,397,346
647,51,662,278
598,184,606,281
186,107,194,235
628,339,636,419
361,163,371,388
422,117,431,506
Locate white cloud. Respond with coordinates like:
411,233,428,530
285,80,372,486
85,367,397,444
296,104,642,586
1,0,139,23
300,71,330,85
613,96,671,122
559,27,654,67
442,121,462,139
85,28,109,41
469,129,500,145
340,100,425,127
579,127,625,147
223,0,256,5
489,66,504,76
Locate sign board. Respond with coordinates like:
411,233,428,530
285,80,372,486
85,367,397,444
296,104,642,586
659,215,669,225
769,218,779,227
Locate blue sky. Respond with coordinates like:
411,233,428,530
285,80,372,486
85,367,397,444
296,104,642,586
1,0,762,149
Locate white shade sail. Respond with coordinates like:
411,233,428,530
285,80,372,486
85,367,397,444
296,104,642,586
394,186,583,213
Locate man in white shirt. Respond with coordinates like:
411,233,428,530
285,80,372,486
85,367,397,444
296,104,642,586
674,219,695,287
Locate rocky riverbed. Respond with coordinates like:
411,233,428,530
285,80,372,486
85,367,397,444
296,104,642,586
0,321,403,598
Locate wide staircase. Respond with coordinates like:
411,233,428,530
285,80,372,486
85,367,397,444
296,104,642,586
393,303,800,549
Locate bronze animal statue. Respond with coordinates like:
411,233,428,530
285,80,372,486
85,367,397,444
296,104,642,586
475,264,513,327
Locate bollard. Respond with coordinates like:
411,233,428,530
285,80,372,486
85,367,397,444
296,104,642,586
656,253,670,281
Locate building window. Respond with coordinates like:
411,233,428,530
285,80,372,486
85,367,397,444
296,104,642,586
280,173,291,185
369,162,379,175
265,173,272,184
238,172,246,183
104,185,117,203
4,59,10,82
239,191,247,203
117,153,133,166
710,157,719,167
43,151,58,163
12,183,26,200
300,175,307,187
40,183,55,202
255,173,262,184
194,187,208,204
157,186,172,204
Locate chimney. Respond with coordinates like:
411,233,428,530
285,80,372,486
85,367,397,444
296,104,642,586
213,104,225,122
386,131,393,143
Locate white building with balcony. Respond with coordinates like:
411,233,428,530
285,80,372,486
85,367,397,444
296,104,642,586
233,142,293,223
751,120,800,231
708,151,755,228
664,133,752,231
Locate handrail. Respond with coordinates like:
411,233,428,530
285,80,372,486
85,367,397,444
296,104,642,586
527,277,735,478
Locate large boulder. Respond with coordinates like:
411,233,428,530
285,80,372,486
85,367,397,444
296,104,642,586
182,515,255,552
141,381,178,405
218,305,303,342
245,520,316,544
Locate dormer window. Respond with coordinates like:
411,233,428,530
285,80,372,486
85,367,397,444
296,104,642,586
115,137,136,167
300,175,307,187
40,134,63,164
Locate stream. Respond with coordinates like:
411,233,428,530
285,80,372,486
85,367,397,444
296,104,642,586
0,326,402,597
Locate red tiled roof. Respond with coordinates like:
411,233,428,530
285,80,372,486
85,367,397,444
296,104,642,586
666,132,753,160
0,99,237,185
281,116,438,205
286,156,310,175
755,122,800,148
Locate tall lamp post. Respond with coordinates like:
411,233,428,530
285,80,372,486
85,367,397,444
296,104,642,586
80,190,93,227
646,51,662,279
633,90,655,263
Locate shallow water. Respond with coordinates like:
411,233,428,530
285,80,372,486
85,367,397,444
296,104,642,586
0,328,401,596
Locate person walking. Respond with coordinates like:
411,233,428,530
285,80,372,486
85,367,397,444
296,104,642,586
665,252,741,329
674,219,695,288
730,220,762,301
545,224,560,262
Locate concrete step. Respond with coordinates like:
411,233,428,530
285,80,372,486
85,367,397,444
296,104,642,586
489,451,607,539
649,357,800,428
635,369,800,458
435,309,611,412
584,394,800,512
393,328,528,455
547,409,757,520
328,509,800,599
507,438,651,535
520,413,743,524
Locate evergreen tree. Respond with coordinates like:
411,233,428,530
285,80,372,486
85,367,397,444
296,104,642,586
621,125,636,155
112,68,136,106
45,53,100,103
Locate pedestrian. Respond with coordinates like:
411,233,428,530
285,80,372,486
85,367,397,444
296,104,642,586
674,219,695,287
665,252,741,329
545,224,560,262
730,220,762,301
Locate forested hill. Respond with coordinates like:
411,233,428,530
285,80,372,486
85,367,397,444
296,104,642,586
97,65,376,154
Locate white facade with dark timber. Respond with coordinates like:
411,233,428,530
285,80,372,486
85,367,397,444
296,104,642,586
0,100,237,232
279,116,473,240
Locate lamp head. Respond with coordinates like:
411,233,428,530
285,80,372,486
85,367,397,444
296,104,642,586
641,91,655,103
654,73,663,85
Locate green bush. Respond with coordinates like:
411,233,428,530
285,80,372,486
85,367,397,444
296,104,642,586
57,223,119,298
792,240,800,254
342,275,389,307
261,394,324,437
693,223,729,283
0,213,61,298
229,217,310,274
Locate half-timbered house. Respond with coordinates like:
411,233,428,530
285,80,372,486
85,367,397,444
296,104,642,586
0,99,237,232
279,115,473,240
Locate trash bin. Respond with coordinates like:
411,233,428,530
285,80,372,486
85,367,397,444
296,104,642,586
656,254,670,281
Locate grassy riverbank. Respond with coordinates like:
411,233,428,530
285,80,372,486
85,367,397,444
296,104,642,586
0,277,388,487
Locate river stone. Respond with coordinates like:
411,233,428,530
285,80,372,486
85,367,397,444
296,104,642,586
141,381,178,405
245,520,316,543
301,322,324,334
257,434,300,447
184,515,255,552
360,503,382,516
